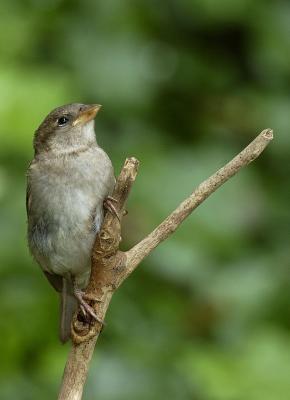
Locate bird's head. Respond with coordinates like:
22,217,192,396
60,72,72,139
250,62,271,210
33,103,101,155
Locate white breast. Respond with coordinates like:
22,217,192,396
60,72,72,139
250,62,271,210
28,146,115,288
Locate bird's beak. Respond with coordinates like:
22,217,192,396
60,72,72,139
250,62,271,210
72,104,102,126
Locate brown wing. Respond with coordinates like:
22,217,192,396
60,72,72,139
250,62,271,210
44,271,63,293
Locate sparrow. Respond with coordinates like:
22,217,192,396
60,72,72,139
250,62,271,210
26,103,115,342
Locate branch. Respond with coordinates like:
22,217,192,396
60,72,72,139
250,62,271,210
58,129,273,400
125,128,273,273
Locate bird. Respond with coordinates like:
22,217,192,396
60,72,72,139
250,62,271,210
26,103,116,342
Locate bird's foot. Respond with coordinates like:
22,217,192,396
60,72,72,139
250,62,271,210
73,287,104,325
103,196,120,221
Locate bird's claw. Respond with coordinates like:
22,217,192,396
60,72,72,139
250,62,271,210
73,288,104,325
103,196,120,221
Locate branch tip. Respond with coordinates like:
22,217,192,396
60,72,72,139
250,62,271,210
262,128,273,140
125,156,140,168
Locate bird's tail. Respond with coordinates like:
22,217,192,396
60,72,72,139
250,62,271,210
59,278,77,343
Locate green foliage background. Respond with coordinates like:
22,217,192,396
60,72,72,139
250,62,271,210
0,1,289,399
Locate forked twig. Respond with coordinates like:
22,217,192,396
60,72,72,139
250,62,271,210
58,129,273,400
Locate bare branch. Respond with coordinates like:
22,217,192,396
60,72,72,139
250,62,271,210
58,129,273,400
125,129,273,274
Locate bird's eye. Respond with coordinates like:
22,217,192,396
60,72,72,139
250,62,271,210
57,116,69,126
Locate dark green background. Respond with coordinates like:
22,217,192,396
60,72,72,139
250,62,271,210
0,1,289,399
